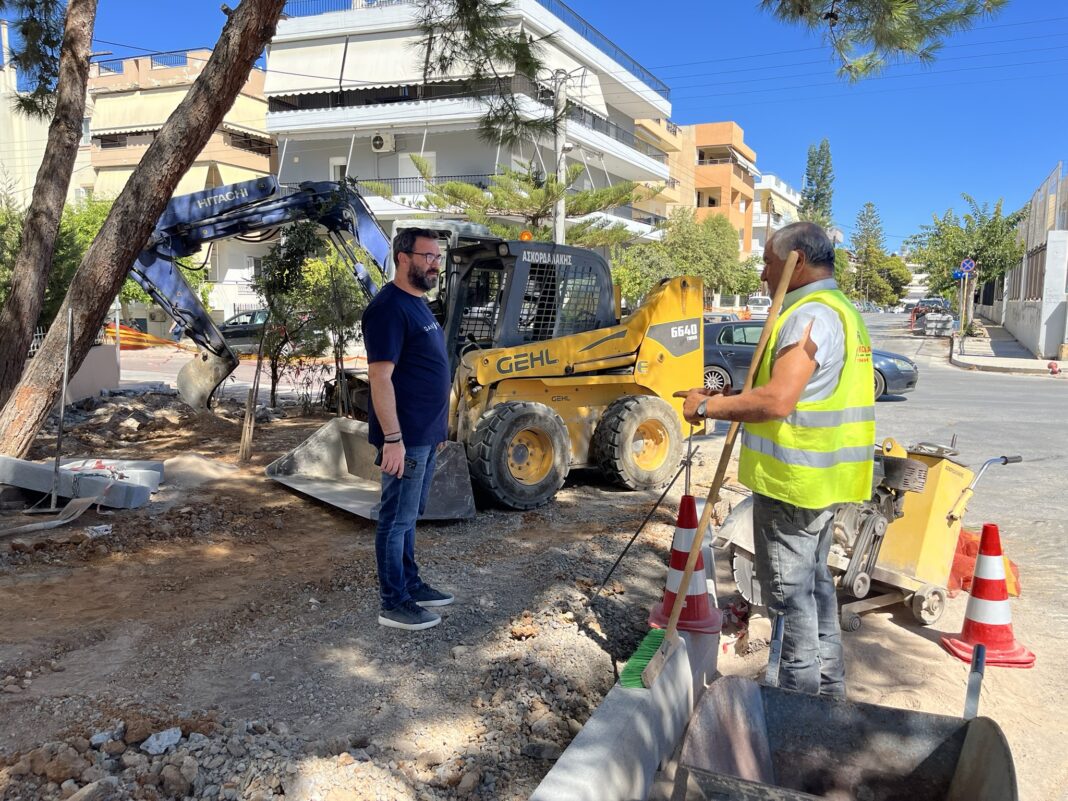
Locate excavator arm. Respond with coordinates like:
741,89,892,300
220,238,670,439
131,176,391,409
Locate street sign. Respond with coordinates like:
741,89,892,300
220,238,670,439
961,258,976,273
953,270,964,280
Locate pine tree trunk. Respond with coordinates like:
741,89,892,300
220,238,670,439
0,0,287,458
0,0,97,408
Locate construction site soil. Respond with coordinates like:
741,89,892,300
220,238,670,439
1,391,1063,801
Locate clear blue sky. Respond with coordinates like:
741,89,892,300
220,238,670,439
89,0,1067,251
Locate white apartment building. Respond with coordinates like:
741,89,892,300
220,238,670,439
750,173,800,257
0,20,92,208
264,0,671,237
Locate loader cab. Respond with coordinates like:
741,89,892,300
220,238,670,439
441,240,617,374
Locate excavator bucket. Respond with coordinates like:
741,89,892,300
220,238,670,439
177,348,240,411
264,417,476,520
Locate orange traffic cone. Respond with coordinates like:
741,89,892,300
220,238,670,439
941,523,1035,668
648,495,722,635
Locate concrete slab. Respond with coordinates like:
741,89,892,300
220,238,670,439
0,457,151,509
529,637,694,801
60,459,165,493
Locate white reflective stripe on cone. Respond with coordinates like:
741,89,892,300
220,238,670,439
670,526,699,552
965,596,1013,626
973,554,1006,581
665,568,709,596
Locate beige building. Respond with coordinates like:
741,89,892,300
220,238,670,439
87,50,276,327
0,20,92,208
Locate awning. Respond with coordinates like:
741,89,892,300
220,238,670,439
222,93,268,135
93,168,134,199
90,87,187,134
174,165,210,197
265,36,346,96
340,32,434,89
215,164,267,187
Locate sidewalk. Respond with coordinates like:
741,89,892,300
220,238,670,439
950,319,1066,376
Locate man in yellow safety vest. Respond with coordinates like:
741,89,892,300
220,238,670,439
675,222,875,696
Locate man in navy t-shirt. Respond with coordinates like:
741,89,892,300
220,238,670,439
363,228,454,631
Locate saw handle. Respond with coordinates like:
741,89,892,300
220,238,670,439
1002,455,1022,464
663,251,800,641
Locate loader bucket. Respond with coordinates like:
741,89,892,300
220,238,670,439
177,348,240,411
264,417,476,520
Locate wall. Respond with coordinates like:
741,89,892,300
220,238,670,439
1003,231,1068,358
66,343,120,402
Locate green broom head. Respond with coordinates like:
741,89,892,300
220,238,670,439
619,627,666,689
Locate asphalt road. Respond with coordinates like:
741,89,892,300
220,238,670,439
865,313,1068,631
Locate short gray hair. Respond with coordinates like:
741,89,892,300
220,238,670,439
769,222,835,271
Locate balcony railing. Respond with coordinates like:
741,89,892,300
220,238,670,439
280,0,670,100
666,177,679,189
359,173,497,195
564,103,666,163
607,205,666,227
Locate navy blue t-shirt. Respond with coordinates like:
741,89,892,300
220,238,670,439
362,282,450,447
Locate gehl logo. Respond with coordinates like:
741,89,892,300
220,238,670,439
195,187,250,210
496,348,559,374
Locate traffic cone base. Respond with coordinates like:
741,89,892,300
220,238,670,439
940,523,1034,669
648,495,722,635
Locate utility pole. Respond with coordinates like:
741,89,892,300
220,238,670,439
552,68,568,245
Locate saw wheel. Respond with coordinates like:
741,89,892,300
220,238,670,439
731,548,763,607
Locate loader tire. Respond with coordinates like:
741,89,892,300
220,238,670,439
468,401,571,510
593,395,682,490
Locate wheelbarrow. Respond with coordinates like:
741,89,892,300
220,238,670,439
671,638,1016,801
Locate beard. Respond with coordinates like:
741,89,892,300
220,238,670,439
408,262,439,292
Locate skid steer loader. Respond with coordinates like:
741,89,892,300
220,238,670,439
267,233,704,519
120,176,702,520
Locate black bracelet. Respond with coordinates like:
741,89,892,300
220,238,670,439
384,436,403,444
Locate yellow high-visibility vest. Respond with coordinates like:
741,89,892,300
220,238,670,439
738,289,875,509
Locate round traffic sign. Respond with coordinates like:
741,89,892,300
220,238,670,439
960,258,976,273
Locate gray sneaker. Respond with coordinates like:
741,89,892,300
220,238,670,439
378,600,441,631
410,584,455,608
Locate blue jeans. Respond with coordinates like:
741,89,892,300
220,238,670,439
375,444,436,611
752,493,845,697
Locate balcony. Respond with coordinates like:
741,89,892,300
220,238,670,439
280,0,670,100
696,160,753,199
359,173,497,196
636,118,682,153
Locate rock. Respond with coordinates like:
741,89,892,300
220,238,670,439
186,732,210,751
451,645,470,659
567,718,583,736
118,417,140,433
101,739,126,756
433,760,464,788
417,750,446,769
2,684,22,693
521,741,562,760
457,768,481,795
49,659,65,672
123,719,153,745
67,777,120,801
69,737,91,755
60,779,80,799
225,739,247,758
29,744,57,775
247,720,267,735
140,727,182,755
80,765,106,784
337,752,355,767
249,672,261,682
10,538,36,553
9,756,32,777
45,747,91,783
120,751,148,770
270,722,289,737
160,764,191,798
179,755,198,784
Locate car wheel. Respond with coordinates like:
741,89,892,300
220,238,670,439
704,366,731,393
874,370,886,399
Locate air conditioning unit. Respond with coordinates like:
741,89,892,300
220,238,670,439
371,132,395,153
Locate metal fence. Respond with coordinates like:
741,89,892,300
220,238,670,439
28,325,107,358
363,173,497,195
1020,162,1068,251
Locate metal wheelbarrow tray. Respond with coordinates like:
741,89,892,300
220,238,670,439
672,676,1016,801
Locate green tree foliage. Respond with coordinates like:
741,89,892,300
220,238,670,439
0,188,21,308
850,202,888,302
834,247,854,295
416,0,553,145
904,195,1026,294
760,0,1008,80
611,208,745,305
0,0,65,117
798,139,834,227
375,156,651,249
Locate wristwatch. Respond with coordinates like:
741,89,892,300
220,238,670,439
696,398,708,418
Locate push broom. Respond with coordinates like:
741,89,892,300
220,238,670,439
621,251,799,689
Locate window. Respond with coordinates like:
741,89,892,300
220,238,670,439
252,310,269,325
96,134,128,149
226,132,272,157
330,157,348,182
720,324,762,346
227,312,253,326
247,256,263,279
81,118,91,146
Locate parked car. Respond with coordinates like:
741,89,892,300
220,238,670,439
219,309,269,352
702,320,918,398
745,295,772,320
703,312,740,323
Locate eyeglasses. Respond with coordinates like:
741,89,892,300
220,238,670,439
406,251,442,266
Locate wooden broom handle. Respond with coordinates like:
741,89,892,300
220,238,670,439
664,251,800,639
